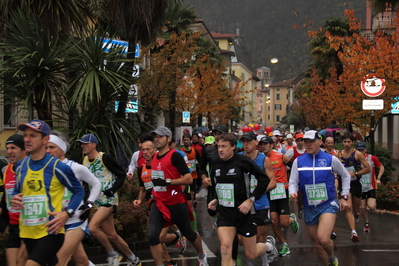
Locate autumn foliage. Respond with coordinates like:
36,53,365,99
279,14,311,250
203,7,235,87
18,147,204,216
296,9,399,132
138,31,242,128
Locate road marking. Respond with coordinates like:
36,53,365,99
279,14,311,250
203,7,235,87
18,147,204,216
202,239,217,258
92,240,216,265
362,249,399,252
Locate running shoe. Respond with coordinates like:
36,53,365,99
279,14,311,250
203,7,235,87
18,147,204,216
107,253,122,266
279,243,290,256
328,256,339,266
363,224,370,232
331,231,337,240
174,232,186,254
298,208,303,219
266,235,278,263
198,252,208,266
290,213,299,233
126,257,142,266
354,212,359,222
351,232,360,243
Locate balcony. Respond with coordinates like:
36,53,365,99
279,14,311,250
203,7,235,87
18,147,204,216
360,29,374,42
372,11,397,33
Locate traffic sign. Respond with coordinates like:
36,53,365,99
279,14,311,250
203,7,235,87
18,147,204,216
132,65,140,77
182,111,190,123
362,99,384,110
392,98,399,114
135,44,140,58
360,74,386,97
129,85,138,96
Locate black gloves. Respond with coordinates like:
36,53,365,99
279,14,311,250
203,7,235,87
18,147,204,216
152,178,167,187
78,201,94,221
103,189,114,197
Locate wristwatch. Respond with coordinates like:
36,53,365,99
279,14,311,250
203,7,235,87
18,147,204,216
249,196,255,203
66,209,75,218
166,179,172,185
341,195,349,201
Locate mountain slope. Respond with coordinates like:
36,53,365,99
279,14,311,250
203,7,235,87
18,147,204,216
185,0,366,82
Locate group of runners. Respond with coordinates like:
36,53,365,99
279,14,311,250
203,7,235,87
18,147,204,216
0,120,384,266
1,120,142,266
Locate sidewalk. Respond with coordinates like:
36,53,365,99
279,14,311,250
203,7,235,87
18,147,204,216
390,159,399,181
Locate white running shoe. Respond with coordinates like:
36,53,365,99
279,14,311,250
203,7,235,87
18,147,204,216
107,253,122,266
198,252,209,266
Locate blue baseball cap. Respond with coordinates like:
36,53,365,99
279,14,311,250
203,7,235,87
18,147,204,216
18,120,50,136
77,133,99,144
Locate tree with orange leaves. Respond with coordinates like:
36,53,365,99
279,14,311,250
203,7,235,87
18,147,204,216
177,55,242,127
297,9,399,134
138,30,243,131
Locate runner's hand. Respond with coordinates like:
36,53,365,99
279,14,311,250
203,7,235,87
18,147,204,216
78,201,94,221
11,193,23,210
46,211,69,234
238,199,253,215
133,199,141,207
208,199,218,211
126,173,133,181
103,189,114,197
152,179,167,186
339,199,350,211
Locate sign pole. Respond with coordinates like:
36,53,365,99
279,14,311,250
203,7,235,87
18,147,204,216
370,110,375,155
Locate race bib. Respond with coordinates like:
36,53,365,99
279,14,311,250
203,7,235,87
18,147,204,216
360,173,373,192
5,187,20,214
152,170,167,192
250,175,257,193
189,160,197,171
216,183,234,207
270,183,286,200
346,166,357,181
62,187,72,208
21,195,48,226
305,183,328,205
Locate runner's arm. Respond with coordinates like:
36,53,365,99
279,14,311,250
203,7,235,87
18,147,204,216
285,148,294,160
355,151,371,175
170,152,192,185
332,156,351,196
288,160,299,197
243,158,269,200
71,162,101,203
102,154,126,193
127,151,140,175
55,163,85,211
264,157,276,192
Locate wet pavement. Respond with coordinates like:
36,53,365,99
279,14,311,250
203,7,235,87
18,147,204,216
86,188,399,266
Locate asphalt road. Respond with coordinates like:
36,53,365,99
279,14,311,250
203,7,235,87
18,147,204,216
87,188,399,266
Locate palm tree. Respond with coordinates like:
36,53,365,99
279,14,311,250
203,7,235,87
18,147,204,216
0,10,75,125
92,0,173,123
308,17,356,80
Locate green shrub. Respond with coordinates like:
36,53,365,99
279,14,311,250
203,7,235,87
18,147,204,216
376,182,399,210
333,142,395,183
114,173,149,242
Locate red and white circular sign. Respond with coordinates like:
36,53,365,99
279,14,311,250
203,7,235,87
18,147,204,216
360,74,386,97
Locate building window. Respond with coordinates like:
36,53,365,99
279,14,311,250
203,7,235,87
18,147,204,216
2,98,17,128
276,94,280,100
287,93,289,99
275,104,281,110
268,115,270,120
276,115,280,122
232,70,235,76
268,106,270,111
277,88,280,91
